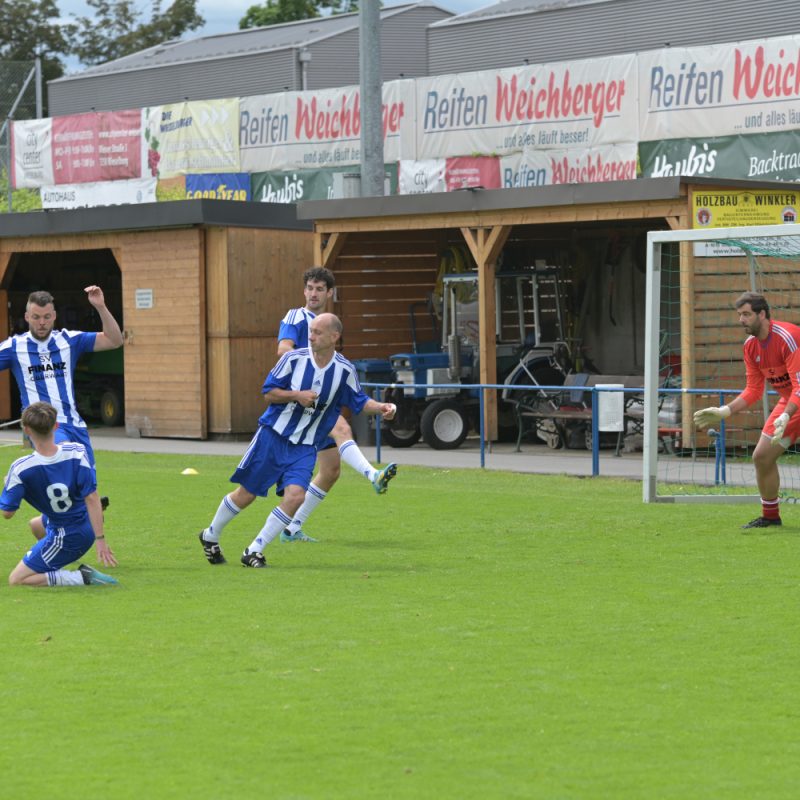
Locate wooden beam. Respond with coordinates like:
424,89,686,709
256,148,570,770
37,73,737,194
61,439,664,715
459,227,480,264
320,231,348,269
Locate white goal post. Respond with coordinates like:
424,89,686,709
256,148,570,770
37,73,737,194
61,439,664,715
644,223,800,503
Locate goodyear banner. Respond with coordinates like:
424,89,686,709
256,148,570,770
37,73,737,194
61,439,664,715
185,173,250,200
240,81,415,172
640,35,800,140
640,130,800,181
415,54,639,160
143,99,240,179
251,164,399,203
12,110,142,189
691,188,799,228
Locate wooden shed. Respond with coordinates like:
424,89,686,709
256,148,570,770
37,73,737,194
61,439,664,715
0,200,313,439
299,177,800,444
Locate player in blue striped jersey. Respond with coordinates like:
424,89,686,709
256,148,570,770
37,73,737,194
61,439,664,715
275,267,396,543
0,287,124,541
198,313,398,568
1,402,117,586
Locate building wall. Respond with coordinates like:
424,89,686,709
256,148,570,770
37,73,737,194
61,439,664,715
428,0,800,75
48,7,451,116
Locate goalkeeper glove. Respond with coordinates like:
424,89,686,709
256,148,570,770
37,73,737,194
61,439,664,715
693,405,731,429
772,412,791,445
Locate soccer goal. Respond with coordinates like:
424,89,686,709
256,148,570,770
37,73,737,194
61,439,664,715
643,223,800,503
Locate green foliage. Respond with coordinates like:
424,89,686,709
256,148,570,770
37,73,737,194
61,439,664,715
0,169,42,213
67,0,205,66
0,449,799,797
240,0,360,29
0,0,68,115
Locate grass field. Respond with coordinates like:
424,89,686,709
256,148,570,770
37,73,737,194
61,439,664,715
0,446,799,799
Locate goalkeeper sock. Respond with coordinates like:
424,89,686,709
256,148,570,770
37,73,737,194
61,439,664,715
205,493,242,542
761,497,780,521
287,483,327,535
248,507,291,553
339,440,377,482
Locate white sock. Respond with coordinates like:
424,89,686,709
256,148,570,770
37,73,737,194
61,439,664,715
204,494,242,542
287,484,327,535
339,440,377,482
247,507,292,554
47,570,85,587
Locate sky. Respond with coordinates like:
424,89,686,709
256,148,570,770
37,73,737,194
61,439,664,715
58,0,491,42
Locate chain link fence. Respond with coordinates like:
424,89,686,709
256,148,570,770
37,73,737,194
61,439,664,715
0,59,41,212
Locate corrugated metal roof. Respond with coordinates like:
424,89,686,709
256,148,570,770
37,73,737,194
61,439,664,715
430,0,612,26
52,3,449,82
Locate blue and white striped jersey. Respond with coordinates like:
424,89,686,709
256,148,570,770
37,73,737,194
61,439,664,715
277,308,316,348
0,330,97,428
259,348,369,448
0,443,96,527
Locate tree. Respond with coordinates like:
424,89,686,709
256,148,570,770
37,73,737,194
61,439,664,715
239,0,360,30
0,0,70,116
68,0,205,67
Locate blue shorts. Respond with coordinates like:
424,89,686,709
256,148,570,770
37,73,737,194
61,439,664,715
230,426,317,497
54,424,96,468
23,521,95,573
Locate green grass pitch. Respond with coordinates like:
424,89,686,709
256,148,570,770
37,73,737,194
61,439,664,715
0,447,798,799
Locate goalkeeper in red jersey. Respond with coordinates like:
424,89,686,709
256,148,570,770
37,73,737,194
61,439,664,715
694,292,800,529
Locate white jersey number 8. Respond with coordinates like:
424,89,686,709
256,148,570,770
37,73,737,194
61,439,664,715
46,483,73,513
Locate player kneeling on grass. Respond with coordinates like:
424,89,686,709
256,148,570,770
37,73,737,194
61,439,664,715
694,291,800,529
1,401,118,587
198,313,398,568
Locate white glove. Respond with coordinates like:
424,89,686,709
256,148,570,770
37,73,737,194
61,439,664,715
772,412,791,445
693,405,731,429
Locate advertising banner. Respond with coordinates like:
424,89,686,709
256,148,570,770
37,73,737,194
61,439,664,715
11,118,53,188
40,177,157,209
252,164,399,203
398,159,447,194
185,173,250,200
143,99,240,179
415,54,638,160
640,36,800,140
240,80,415,172
444,156,501,191
13,112,143,189
691,188,799,228
640,130,800,181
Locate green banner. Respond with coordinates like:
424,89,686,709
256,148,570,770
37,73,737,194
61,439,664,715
639,131,800,182
251,164,399,203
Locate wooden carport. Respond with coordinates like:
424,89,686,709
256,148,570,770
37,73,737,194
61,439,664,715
299,177,697,440
0,200,313,439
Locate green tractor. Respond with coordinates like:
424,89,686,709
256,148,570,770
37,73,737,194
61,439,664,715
74,348,125,426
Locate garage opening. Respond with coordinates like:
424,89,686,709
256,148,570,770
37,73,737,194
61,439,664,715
1,248,124,425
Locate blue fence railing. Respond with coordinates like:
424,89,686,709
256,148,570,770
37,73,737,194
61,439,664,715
360,382,751,480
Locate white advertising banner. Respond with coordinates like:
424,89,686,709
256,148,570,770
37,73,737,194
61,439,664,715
639,35,800,140
499,142,638,187
143,99,240,179
398,159,447,194
11,118,54,189
415,54,639,160
40,177,157,209
240,80,416,172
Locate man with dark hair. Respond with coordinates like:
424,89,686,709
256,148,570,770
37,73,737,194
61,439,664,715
0,286,123,544
1,401,117,587
198,313,397,568
694,291,800,528
272,266,396,543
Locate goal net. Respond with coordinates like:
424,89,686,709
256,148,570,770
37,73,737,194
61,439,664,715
643,223,800,503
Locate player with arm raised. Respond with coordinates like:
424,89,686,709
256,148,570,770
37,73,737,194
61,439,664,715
1,401,117,587
197,313,397,567
275,266,396,543
0,287,123,553
694,291,800,528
